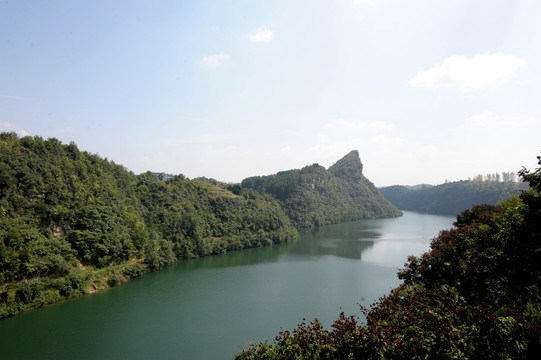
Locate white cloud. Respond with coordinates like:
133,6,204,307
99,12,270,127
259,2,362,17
467,111,497,126
409,53,525,91
0,121,16,131
201,53,230,67
0,121,29,137
247,27,274,43
370,121,395,129
499,116,536,127
466,112,537,127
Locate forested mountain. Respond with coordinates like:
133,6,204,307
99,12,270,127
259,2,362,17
380,179,526,215
0,133,296,318
236,157,541,359
241,150,402,227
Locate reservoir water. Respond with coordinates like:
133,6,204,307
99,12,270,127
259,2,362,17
0,211,454,359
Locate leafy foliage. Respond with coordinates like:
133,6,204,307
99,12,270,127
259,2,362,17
0,133,296,318
136,173,297,260
242,150,401,227
236,155,541,359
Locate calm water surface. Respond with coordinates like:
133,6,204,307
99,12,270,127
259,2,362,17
0,211,454,359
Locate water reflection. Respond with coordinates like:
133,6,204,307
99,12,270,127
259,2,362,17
362,240,430,267
179,220,382,272
289,211,454,265
176,242,294,270
164,211,456,277
290,221,379,260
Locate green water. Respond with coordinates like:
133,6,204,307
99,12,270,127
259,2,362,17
0,211,454,359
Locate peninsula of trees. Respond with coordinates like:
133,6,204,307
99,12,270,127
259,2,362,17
242,150,401,227
0,134,398,318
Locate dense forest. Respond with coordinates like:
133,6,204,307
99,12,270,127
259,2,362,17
0,135,400,319
380,178,526,215
235,156,541,359
0,133,297,318
242,150,401,227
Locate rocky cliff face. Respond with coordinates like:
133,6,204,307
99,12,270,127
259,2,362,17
328,150,363,181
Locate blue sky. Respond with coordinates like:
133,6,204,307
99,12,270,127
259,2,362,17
1,0,540,186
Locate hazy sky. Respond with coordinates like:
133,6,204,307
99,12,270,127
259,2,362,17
1,0,540,186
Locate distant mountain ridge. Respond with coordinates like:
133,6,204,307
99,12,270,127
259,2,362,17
242,150,402,227
380,180,527,215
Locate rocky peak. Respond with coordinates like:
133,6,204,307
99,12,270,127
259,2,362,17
328,150,363,181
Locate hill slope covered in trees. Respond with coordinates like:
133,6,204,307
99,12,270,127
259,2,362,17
236,157,541,359
380,179,526,215
241,150,402,227
0,133,296,318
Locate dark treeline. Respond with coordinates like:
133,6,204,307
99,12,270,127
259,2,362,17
236,156,541,359
0,133,296,318
242,150,401,227
380,179,527,216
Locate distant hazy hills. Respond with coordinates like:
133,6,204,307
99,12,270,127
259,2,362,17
380,180,527,216
242,150,402,227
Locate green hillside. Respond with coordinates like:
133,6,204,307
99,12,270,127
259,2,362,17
0,133,296,318
380,179,526,215
241,150,402,227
